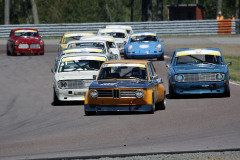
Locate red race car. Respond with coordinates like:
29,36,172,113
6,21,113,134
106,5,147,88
7,28,44,56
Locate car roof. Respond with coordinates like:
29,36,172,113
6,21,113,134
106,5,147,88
102,60,150,65
63,32,95,37
174,48,222,57
12,28,38,32
61,53,107,59
131,32,157,36
81,36,115,42
98,28,127,33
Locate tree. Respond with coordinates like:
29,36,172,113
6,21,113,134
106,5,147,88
216,0,223,16
235,0,239,19
156,0,163,21
4,0,10,24
31,0,39,24
142,0,152,21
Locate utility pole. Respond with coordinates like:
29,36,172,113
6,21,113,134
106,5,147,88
4,0,10,24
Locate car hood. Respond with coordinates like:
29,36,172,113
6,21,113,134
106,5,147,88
16,36,41,43
89,79,150,89
129,42,160,49
55,71,98,81
173,64,227,74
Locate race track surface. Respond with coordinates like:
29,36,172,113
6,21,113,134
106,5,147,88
0,39,240,160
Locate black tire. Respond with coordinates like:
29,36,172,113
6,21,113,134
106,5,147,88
157,94,166,110
169,85,177,99
223,85,230,97
6,46,11,56
149,94,155,114
53,89,61,105
85,111,96,116
157,53,164,61
40,52,44,56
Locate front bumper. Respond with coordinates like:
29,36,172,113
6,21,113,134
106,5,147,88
171,81,229,95
84,104,153,112
56,88,88,101
15,48,44,54
126,51,163,59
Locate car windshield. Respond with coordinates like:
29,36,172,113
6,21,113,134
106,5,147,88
131,35,157,42
58,60,104,72
63,36,82,44
99,32,126,38
14,30,38,37
176,55,224,65
68,42,105,50
98,63,148,80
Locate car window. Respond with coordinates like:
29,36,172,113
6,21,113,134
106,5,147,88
147,63,154,78
14,30,38,37
63,36,82,44
98,63,148,80
131,35,157,42
176,55,223,65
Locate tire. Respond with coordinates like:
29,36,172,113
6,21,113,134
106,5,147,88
157,94,166,110
223,85,230,97
149,94,155,114
169,85,177,99
53,89,61,105
6,46,11,56
85,111,96,116
157,53,164,61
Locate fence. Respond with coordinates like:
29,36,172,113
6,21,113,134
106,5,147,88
0,19,239,38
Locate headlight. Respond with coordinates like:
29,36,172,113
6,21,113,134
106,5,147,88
58,81,68,89
90,90,98,98
156,44,161,50
216,73,225,81
175,74,184,82
128,45,133,50
135,90,144,98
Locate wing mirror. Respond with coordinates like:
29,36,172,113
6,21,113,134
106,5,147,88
93,75,97,80
227,61,232,67
165,62,170,68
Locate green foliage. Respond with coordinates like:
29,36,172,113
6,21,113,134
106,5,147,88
224,56,240,82
0,0,239,24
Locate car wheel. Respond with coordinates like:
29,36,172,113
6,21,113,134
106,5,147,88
157,94,166,110
157,53,164,61
149,94,155,114
53,89,61,105
85,111,96,116
169,85,177,99
6,46,11,56
223,85,230,97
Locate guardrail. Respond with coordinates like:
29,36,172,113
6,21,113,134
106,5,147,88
0,19,239,38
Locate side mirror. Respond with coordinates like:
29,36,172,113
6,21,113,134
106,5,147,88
227,61,232,67
165,62,170,68
150,75,158,80
93,75,97,80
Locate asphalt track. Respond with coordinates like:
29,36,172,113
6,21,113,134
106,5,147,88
0,38,240,160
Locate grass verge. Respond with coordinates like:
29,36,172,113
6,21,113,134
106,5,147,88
224,56,240,83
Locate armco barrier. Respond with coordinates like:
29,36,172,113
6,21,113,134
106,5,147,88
0,19,239,38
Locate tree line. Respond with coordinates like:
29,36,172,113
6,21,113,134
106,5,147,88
0,0,239,25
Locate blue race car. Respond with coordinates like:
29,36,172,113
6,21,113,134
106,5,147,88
167,48,232,98
124,32,164,60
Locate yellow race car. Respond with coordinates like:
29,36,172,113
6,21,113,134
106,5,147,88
58,32,95,52
84,60,166,115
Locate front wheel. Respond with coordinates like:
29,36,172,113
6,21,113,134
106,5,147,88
169,85,177,99
85,111,96,116
149,94,155,114
157,53,164,61
53,89,61,106
157,94,166,110
222,85,230,97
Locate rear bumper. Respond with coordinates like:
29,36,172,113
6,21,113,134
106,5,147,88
84,104,153,112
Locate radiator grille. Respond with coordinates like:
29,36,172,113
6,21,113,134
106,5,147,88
182,73,219,82
59,80,93,89
97,90,113,97
18,43,29,48
120,90,136,97
30,43,40,48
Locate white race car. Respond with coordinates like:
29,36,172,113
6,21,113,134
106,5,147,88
80,36,120,60
97,28,128,53
52,53,108,105
105,25,133,35
66,40,117,60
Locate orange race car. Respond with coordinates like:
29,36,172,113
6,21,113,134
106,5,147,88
84,60,166,115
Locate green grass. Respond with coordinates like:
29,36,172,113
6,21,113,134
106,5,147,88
224,56,240,82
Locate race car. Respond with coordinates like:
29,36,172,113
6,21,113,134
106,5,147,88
167,48,232,98
84,60,166,115
6,28,44,56
105,25,133,35
52,53,108,105
58,32,95,52
97,28,128,53
124,32,164,60
81,36,121,60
